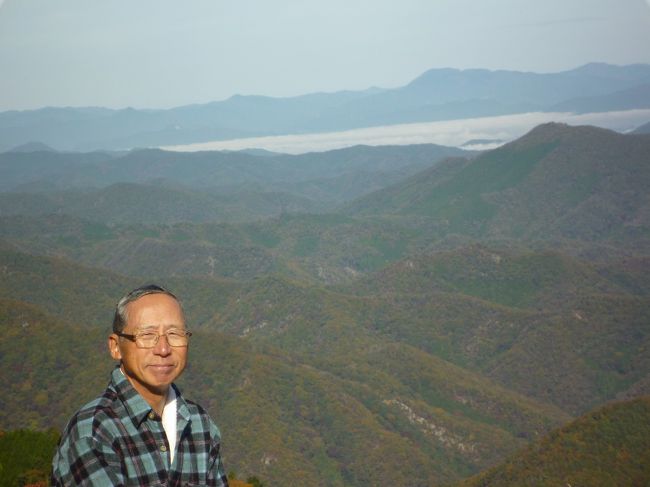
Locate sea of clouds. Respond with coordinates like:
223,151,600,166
162,109,650,155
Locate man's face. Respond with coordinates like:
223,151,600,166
109,293,188,397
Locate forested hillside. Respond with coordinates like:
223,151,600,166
1,123,649,485
458,396,650,487
346,123,650,242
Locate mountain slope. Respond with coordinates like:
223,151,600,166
0,242,130,325
458,396,650,487
345,123,650,243
0,183,324,224
633,120,650,134
0,143,467,206
0,212,435,282
342,244,650,414
552,83,650,113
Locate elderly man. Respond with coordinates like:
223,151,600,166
52,284,229,486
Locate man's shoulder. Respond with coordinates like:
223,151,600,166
61,385,121,439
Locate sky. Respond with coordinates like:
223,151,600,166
1,0,650,111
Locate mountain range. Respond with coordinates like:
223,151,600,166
2,123,647,281
1,121,649,485
1,63,650,152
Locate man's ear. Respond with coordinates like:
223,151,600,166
108,334,122,361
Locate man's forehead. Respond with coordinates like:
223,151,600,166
135,323,185,330
127,293,182,312
125,293,185,326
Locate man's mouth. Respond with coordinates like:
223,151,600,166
148,364,175,371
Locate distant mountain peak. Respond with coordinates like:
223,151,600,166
516,121,616,144
7,141,57,153
566,62,650,80
3,63,650,152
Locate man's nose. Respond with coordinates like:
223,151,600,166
153,334,171,355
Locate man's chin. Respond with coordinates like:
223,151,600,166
124,368,178,394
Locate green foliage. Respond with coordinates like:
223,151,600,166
458,396,650,487
0,245,128,327
454,141,556,194
0,429,59,487
345,138,557,232
0,299,111,430
246,476,264,487
292,235,320,257
346,124,650,243
354,244,627,308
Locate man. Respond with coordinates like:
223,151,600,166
52,284,229,486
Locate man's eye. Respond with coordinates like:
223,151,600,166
139,332,158,339
167,331,183,337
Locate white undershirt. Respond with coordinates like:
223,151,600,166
161,387,178,464
118,368,178,464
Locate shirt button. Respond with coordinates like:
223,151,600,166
160,444,167,452
148,412,155,420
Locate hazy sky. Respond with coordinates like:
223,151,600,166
1,0,650,111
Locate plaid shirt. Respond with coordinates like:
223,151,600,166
52,367,228,486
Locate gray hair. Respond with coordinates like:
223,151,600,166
112,284,182,333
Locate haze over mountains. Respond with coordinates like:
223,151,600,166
2,62,650,152
0,144,469,222
1,60,650,485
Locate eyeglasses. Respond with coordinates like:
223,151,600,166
115,329,192,349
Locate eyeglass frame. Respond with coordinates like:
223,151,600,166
115,329,192,349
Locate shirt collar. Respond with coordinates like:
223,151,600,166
110,366,152,426
110,366,190,426
175,383,191,423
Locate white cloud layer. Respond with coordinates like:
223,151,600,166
162,109,650,155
